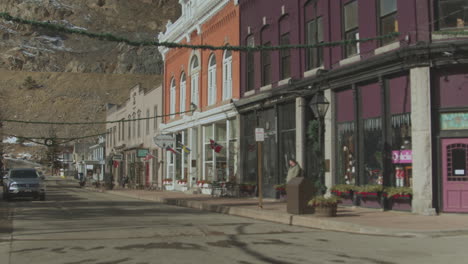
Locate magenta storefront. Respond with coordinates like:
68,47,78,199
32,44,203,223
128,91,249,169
334,74,412,209
434,68,468,213
335,75,412,185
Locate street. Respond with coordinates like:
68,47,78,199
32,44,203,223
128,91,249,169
1,183,468,264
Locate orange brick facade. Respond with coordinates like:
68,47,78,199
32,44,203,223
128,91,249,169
163,1,240,123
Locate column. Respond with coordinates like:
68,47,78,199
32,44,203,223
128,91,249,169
295,97,306,167
410,67,436,215
324,89,335,192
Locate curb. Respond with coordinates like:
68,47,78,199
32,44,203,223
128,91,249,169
92,189,458,238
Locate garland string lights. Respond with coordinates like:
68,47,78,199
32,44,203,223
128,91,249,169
0,107,196,125
0,12,399,52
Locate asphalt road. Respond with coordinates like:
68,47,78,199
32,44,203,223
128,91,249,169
1,183,468,264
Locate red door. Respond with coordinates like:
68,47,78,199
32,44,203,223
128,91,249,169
145,162,150,187
442,138,468,212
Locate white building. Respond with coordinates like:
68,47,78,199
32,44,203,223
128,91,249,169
105,83,164,189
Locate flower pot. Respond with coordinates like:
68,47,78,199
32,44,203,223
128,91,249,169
357,192,384,209
388,195,412,211
313,205,337,217
332,190,354,206
164,185,174,191
201,188,212,195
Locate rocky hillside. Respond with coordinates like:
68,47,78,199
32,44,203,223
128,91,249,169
0,0,180,74
0,0,179,142
0,70,162,140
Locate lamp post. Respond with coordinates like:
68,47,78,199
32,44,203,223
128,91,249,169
309,91,330,193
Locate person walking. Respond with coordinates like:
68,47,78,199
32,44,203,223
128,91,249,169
286,159,302,183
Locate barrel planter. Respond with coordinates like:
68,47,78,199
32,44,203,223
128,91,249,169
357,192,385,209
331,190,354,206
387,194,412,211
313,205,338,217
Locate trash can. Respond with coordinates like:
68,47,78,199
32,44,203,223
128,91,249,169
286,177,315,214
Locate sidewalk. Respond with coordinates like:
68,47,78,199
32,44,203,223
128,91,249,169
91,187,468,238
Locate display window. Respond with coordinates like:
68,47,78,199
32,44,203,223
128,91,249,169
335,89,356,185
391,113,412,187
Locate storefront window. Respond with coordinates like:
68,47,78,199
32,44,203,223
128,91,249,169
215,123,227,181
337,122,356,184
242,113,257,183
228,119,238,182
391,113,412,187
204,125,214,181
363,118,383,185
335,89,356,185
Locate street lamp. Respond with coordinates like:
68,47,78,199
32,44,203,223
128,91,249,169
308,91,330,194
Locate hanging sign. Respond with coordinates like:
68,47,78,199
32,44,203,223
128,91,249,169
255,128,265,142
137,149,149,157
153,134,176,148
441,112,468,130
392,150,412,164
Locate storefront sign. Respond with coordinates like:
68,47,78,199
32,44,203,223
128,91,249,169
112,154,123,161
255,128,265,142
153,134,176,148
441,112,468,130
137,149,149,157
392,150,412,164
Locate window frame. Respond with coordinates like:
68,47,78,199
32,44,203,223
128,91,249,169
170,78,176,116
378,0,398,46
180,72,186,113
222,50,233,100
343,0,359,58
190,56,200,107
246,35,255,92
208,53,217,106
280,33,291,80
261,41,272,86
438,0,468,30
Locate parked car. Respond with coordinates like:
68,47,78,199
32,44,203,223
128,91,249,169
2,168,46,201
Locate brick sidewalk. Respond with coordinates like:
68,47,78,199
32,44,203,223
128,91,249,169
94,187,468,237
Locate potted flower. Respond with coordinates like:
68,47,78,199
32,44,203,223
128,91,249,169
384,187,412,211
163,178,174,191
176,179,188,185
330,184,356,206
355,185,384,208
240,182,256,196
201,181,212,195
308,196,341,217
274,184,287,201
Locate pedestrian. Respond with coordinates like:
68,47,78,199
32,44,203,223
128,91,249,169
286,159,302,183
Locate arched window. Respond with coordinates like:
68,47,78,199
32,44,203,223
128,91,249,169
223,50,232,100
208,54,217,105
137,110,141,138
170,78,176,116
132,112,136,138
180,73,186,113
128,115,131,139
190,56,200,107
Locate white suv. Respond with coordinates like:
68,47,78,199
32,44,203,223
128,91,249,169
2,168,46,201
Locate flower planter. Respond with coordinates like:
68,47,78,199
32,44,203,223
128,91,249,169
331,190,354,206
313,205,337,217
201,187,212,195
388,195,412,211
164,185,174,191
357,192,384,209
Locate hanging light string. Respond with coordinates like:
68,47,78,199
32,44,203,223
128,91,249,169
0,105,197,125
0,12,399,51
4,132,108,146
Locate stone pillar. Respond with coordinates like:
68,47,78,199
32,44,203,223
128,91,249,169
324,89,335,192
410,67,436,215
296,97,306,168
